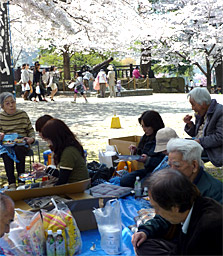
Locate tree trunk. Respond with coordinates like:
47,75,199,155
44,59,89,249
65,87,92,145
206,56,211,92
63,47,71,80
215,60,223,93
140,40,151,76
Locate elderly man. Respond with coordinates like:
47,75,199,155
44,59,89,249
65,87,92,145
183,87,223,167
132,169,222,255
0,193,14,238
131,138,222,255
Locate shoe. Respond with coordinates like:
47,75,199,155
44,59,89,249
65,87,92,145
8,183,16,191
51,98,55,101
71,101,76,103
85,99,88,103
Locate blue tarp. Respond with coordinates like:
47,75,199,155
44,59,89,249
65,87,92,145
81,196,151,255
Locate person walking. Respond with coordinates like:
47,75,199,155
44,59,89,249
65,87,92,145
107,65,116,98
48,66,59,101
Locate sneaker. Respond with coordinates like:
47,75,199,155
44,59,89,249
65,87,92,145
8,183,16,191
71,101,76,103
51,98,55,101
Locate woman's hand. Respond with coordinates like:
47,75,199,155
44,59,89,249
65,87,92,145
138,154,148,163
32,162,46,172
24,137,35,145
0,132,4,141
129,145,137,155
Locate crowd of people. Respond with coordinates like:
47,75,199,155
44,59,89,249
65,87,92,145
18,61,60,102
0,86,222,255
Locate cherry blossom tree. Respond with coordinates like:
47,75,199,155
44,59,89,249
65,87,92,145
144,0,223,91
6,0,147,78
5,0,222,89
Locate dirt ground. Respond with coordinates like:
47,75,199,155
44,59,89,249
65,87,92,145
0,93,222,185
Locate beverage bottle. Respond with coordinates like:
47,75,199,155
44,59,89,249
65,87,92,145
134,176,142,198
55,229,66,256
46,230,55,256
143,187,148,196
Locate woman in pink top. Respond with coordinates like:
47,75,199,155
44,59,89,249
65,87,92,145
133,66,144,78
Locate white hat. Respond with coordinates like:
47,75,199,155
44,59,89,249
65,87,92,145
154,127,179,153
107,65,114,71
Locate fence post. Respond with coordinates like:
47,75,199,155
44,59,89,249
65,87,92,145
130,64,133,78
133,77,136,90
127,77,130,90
146,75,149,89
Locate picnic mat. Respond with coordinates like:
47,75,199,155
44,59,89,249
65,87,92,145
81,195,151,255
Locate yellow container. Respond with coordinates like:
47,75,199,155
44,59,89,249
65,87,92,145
111,116,121,129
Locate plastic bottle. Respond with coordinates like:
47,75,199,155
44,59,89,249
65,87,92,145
55,229,66,256
143,187,148,196
134,176,141,198
46,230,55,256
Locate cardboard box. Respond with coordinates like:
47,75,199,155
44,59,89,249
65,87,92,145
4,179,91,210
5,179,114,231
108,135,144,171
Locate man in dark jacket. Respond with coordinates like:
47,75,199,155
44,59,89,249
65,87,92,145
131,138,222,253
132,169,222,255
183,87,223,167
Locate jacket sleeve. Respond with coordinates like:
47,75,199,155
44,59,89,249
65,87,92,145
199,113,223,148
138,214,171,238
184,122,196,137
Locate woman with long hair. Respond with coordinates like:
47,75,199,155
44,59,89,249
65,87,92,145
32,119,89,186
120,110,165,187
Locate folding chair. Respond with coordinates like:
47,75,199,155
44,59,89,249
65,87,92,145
26,140,41,171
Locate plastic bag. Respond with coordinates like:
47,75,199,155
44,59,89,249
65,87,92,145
93,199,122,255
41,198,82,255
2,209,45,255
98,145,118,168
36,85,41,94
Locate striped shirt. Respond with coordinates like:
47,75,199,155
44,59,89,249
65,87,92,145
0,109,35,139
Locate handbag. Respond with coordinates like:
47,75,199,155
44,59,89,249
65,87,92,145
35,85,41,94
93,80,100,90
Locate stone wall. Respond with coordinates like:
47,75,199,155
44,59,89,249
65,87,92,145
121,77,185,93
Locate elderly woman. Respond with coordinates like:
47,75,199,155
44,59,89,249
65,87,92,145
0,92,35,190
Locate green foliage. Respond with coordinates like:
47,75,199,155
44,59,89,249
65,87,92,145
36,48,121,68
152,60,194,78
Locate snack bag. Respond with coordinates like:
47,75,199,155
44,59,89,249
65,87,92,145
42,199,82,255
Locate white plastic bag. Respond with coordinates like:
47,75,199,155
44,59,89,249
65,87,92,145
93,199,122,255
98,145,118,168
36,85,41,94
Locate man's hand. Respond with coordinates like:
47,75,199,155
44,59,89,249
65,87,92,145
131,231,147,248
183,115,193,127
32,162,46,172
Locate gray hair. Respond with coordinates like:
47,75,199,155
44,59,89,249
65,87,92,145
167,138,203,165
0,193,14,214
187,87,211,105
0,92,16,108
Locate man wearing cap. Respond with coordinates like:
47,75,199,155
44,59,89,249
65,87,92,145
107,65,116,98
132,138,222,254
0,92,35,190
